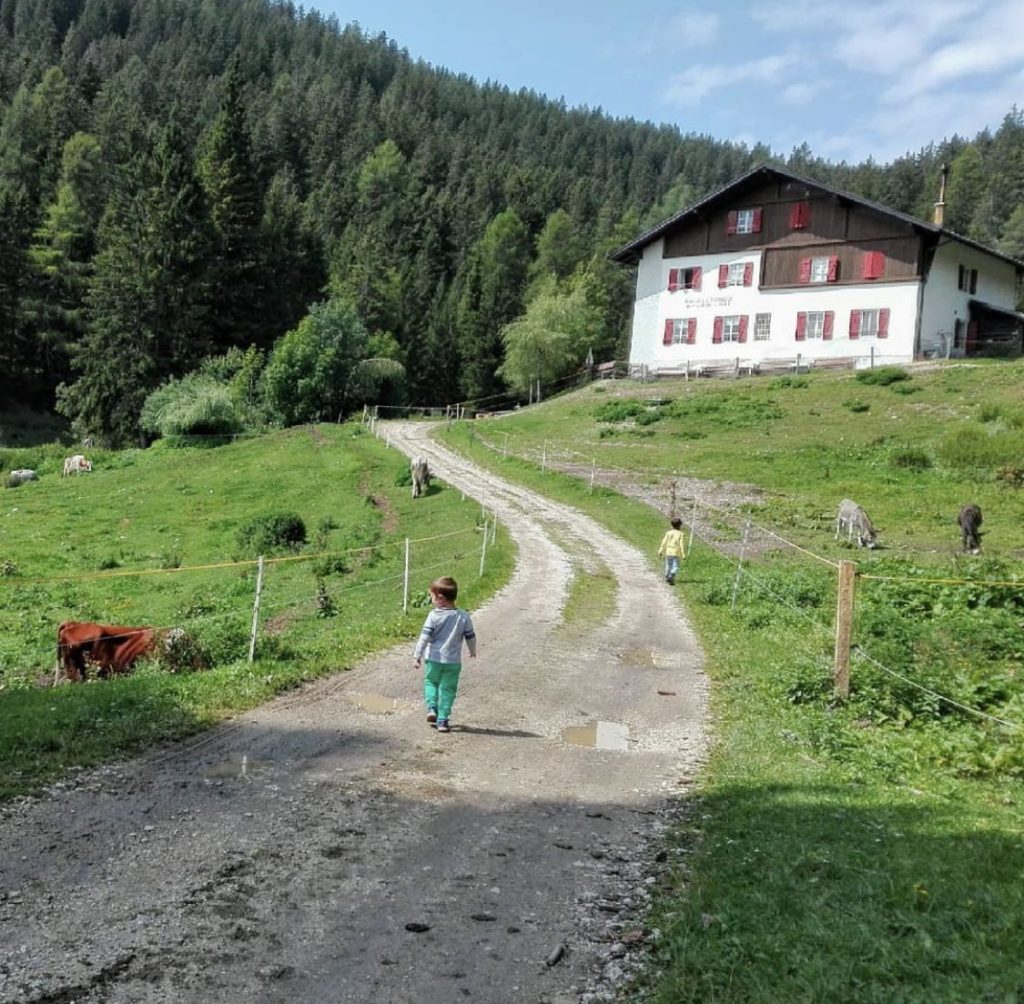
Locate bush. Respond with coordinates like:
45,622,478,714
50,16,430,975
996,463,1024,488
594,399,647,423
843,400,870,413
936,424,1024,472
890,446,932,471
141,374,245,443
236,512,307,555
855,365,909,386
772,376,808,389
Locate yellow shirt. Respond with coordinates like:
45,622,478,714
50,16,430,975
658,528,686,558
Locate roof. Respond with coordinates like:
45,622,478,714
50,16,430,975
970,298,1024,322
611,163,1024,273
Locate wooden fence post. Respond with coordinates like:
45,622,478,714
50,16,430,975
833,559,857,699
479,519,489,576
688,496,698,556
248,555,265,663
730,520,751,609
402,538,411,613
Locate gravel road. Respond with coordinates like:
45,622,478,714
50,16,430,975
0,422,709,1004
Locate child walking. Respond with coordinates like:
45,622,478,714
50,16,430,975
657,516,686,585
413,576,477,733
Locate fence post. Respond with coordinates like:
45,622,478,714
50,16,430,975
688,496,698,556
502,432,509,458
833,559,857,699
541,440,547,473
730,520,752,609
590,458,596,493
402,538,411,613
490,512,497,544
870,345,875,369
248,555,265,663
479,518,489,576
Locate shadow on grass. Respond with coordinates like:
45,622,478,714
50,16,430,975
643,781,1024,1003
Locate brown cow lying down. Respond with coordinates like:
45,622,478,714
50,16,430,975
55,621,205,682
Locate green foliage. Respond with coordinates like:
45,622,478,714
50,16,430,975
855,365,910,386
889,446,932,470
936,423,1024,472
843,399,870,412
996,463,1024,488
236,512,307,555
140,374,245,442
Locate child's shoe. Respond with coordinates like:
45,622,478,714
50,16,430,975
435,719,450,733
426,707,438,724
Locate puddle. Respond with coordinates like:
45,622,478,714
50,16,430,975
561,720,632,751
203,754,270,779
348,692,400,714
618,648,656,668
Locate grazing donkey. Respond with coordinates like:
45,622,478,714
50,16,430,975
958,503,983,554
835,499,878,548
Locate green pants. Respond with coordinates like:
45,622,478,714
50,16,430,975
424,660,462,720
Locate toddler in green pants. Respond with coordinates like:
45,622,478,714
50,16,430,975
412,576,477,733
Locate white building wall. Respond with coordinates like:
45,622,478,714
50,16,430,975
629,241,922,369
919,241,1020,357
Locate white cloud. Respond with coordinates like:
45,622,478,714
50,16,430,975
665,10,719,47
781,82,816,106
663,51,798,104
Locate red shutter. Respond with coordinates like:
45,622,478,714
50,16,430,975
726,211,738,235
799,258,812,283
795,312,807,340
790,201,809,229
668,268,680,292
663,319,674,345
692,266,702,291
827,256,839,282
738,315,749,343
751,208,763,233
743,262,754,286
861,251,884,280
849,310,861,339
687,318,697,344
878,308,890,339
823,311,834,340
713,317,724,343
718,264,728,288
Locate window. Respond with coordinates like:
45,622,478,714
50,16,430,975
861,251,885,280
799,255,839,283
662,318,696,345
795,310,835,340
790,201,810,230
713,315,749,343
958,266,978,293
754,313,771,341
849,308,890,339
667,266,702,292
726,208,763,235
718,261,754,288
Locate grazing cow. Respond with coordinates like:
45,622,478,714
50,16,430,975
411,456,431,498
61,454,92,477
9,469,37,483
55,621,205,682
958,503,983,554
835,499,878,548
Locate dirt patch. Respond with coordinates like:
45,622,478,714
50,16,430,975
368,493,399,534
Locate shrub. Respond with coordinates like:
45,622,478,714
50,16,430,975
890,447,932,471
978,402,1003,423
936,424,1024,472
593,399,647,423
772,376,808,389
891,382,921,395
236,512,307,555
395,463,413,486
140,374,245,444
843,400,870,413
996,463,1024,488
855,365,909,386
634,410,662,426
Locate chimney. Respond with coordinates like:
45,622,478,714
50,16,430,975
934,163,949,226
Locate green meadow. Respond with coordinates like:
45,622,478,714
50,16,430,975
441,359,1024,1003
0,423,513,798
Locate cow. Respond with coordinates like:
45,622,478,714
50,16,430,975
55,621,205,682
835,499,878,548
9,469,37,484
958,503,983,554
62,454,92,477
411,456,431,498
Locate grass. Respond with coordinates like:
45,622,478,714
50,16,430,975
0,423,514,797
438,361,1024,1002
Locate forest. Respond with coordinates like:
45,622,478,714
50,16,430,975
2,0,1024,445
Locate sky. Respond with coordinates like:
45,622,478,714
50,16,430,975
314,0,1024,165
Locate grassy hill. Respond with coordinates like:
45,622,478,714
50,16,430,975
0,423,513,796
439,359,1024,1003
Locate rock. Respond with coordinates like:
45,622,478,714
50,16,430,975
405,922,431,933
470,912,496,922
545,942,567,967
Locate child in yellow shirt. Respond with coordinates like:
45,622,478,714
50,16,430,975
657,516,686,585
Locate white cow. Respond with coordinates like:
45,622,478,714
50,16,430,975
835,499,878,548
62,454,92,477
411,457,431,498
9,469,37,484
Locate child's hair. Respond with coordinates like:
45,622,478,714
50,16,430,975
670,517,682,529
430,576,458,602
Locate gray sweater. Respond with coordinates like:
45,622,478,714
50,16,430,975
414,607,477,664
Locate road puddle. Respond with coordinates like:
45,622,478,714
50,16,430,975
203,754,270,779
348,692,401,714
561,720,631,751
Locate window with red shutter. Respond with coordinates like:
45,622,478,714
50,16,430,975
663,319,674,345
691,266,702,291
668,268,680,292
823,311,834,340
751,208,763,233
795,312,807,340
738,316,749,342
718,264,729,288
726,211,738,235
790,201,809,229
799,258,812,283
849,310,861,339
743,262,754,286
827,256,839,282
687,318,697,344
861,251,884,280
713,317,724,343
878,308,890,338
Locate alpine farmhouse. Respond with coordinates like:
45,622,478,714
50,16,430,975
611,164,1024,375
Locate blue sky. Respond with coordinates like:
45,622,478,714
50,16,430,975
314,0,1024,165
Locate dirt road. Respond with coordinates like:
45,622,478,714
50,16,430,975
0,423,708,1004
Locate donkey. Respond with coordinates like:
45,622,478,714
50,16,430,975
958,503,983,554
835,499,878,548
